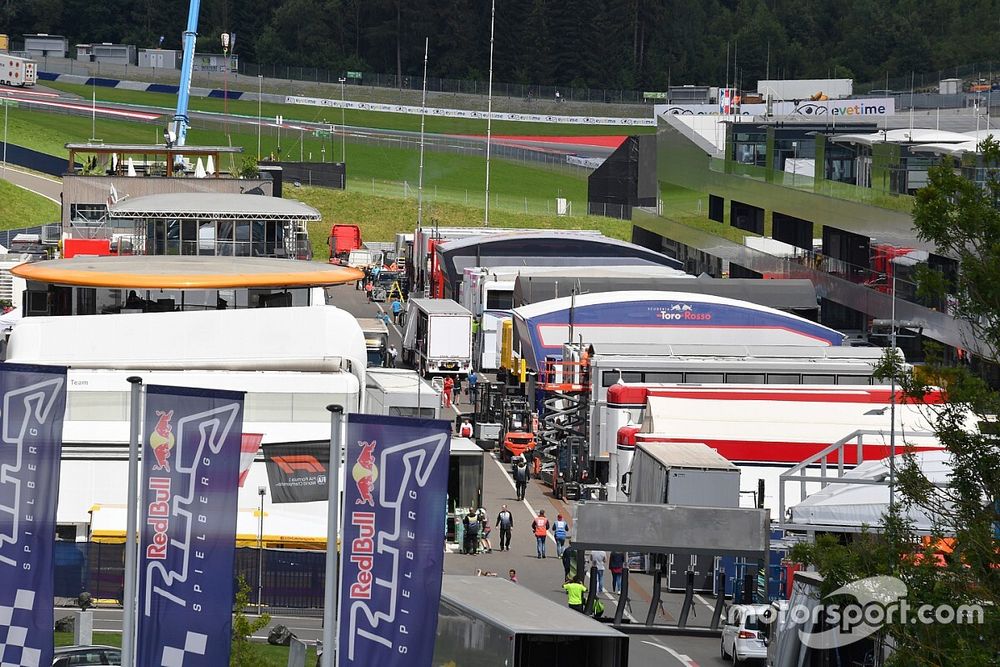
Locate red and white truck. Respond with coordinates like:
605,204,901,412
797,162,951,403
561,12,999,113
0,56,37,87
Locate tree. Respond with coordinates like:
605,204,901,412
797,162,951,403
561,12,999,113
790,141,1000,666
231,575,271,667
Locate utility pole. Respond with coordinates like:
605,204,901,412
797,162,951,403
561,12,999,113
484,0,496,226
417,38,429,228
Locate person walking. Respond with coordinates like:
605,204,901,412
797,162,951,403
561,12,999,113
553,514,569,557
609,551,625,593
364,280,373,303
387,344,398,368
589,549,607,593
512,460,528,501
467,369,478,404
478,509,493,553
458,418,473,438
390,298,403,325
442,376,454,408
563,576,586,613
532,510,550,558
496,504,513,551
462,509,480,555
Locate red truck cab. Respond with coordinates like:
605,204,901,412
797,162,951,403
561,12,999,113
328,224,362,264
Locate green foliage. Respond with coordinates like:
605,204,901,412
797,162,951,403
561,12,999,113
238,156,260,180
5,1,999,90
231,575,271,667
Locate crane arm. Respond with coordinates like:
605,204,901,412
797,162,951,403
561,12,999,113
172,0,201,148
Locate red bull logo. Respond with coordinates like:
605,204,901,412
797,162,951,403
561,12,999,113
351,441,378,506
149,410,176,472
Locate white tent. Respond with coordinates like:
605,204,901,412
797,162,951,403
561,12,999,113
787,450,953,532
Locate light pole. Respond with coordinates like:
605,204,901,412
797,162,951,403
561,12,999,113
338,77,347,163
257,485,266,614
2,99,8,176
886,250,927,515
257,75,263,160
484,0,496,227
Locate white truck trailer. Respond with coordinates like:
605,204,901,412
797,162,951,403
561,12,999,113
0,55,37,87
401,298,473,377
365,368,440,418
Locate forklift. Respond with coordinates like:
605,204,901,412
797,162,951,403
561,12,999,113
473,381,537,462
499,396,536,463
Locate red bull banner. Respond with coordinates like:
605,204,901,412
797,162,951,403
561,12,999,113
338,414,451,667
0,364,67,667
137,385,244,667
262,441,329,503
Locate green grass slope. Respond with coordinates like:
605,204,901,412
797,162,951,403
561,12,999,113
0,178,60,229
296,186,630,260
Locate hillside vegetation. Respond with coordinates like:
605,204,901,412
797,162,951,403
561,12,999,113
6,1,993,92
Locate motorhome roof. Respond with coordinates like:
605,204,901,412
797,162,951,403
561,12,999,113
589,344,887,361
11,256,362,289
366,368,438,394
636,442,739,470
441,576,626,637
5,306,367,373
406,298,472,315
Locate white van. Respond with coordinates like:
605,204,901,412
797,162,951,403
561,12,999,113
721,603,770,663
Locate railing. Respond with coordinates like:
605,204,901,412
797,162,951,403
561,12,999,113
778,428,936,534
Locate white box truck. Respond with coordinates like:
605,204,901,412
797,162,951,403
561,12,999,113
401,298,473,377
365,368,440,418
623,441,740,592
0,55,37,87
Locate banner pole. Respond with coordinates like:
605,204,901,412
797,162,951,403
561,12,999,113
323,405,344,667
122,377,143,667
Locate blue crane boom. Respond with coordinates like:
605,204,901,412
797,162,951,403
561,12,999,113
172,0,201,147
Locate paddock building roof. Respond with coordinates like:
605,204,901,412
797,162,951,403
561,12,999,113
11,255,361,289
108,193,321,221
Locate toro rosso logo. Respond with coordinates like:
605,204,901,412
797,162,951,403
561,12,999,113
652,303,713,321
149,410,175,472
352,441,378,506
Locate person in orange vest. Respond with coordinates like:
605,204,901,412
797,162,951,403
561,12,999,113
532,509,550,559
443,376,454,408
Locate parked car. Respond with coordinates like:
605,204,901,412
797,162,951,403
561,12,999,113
721,603,769,664
52,644,121,666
